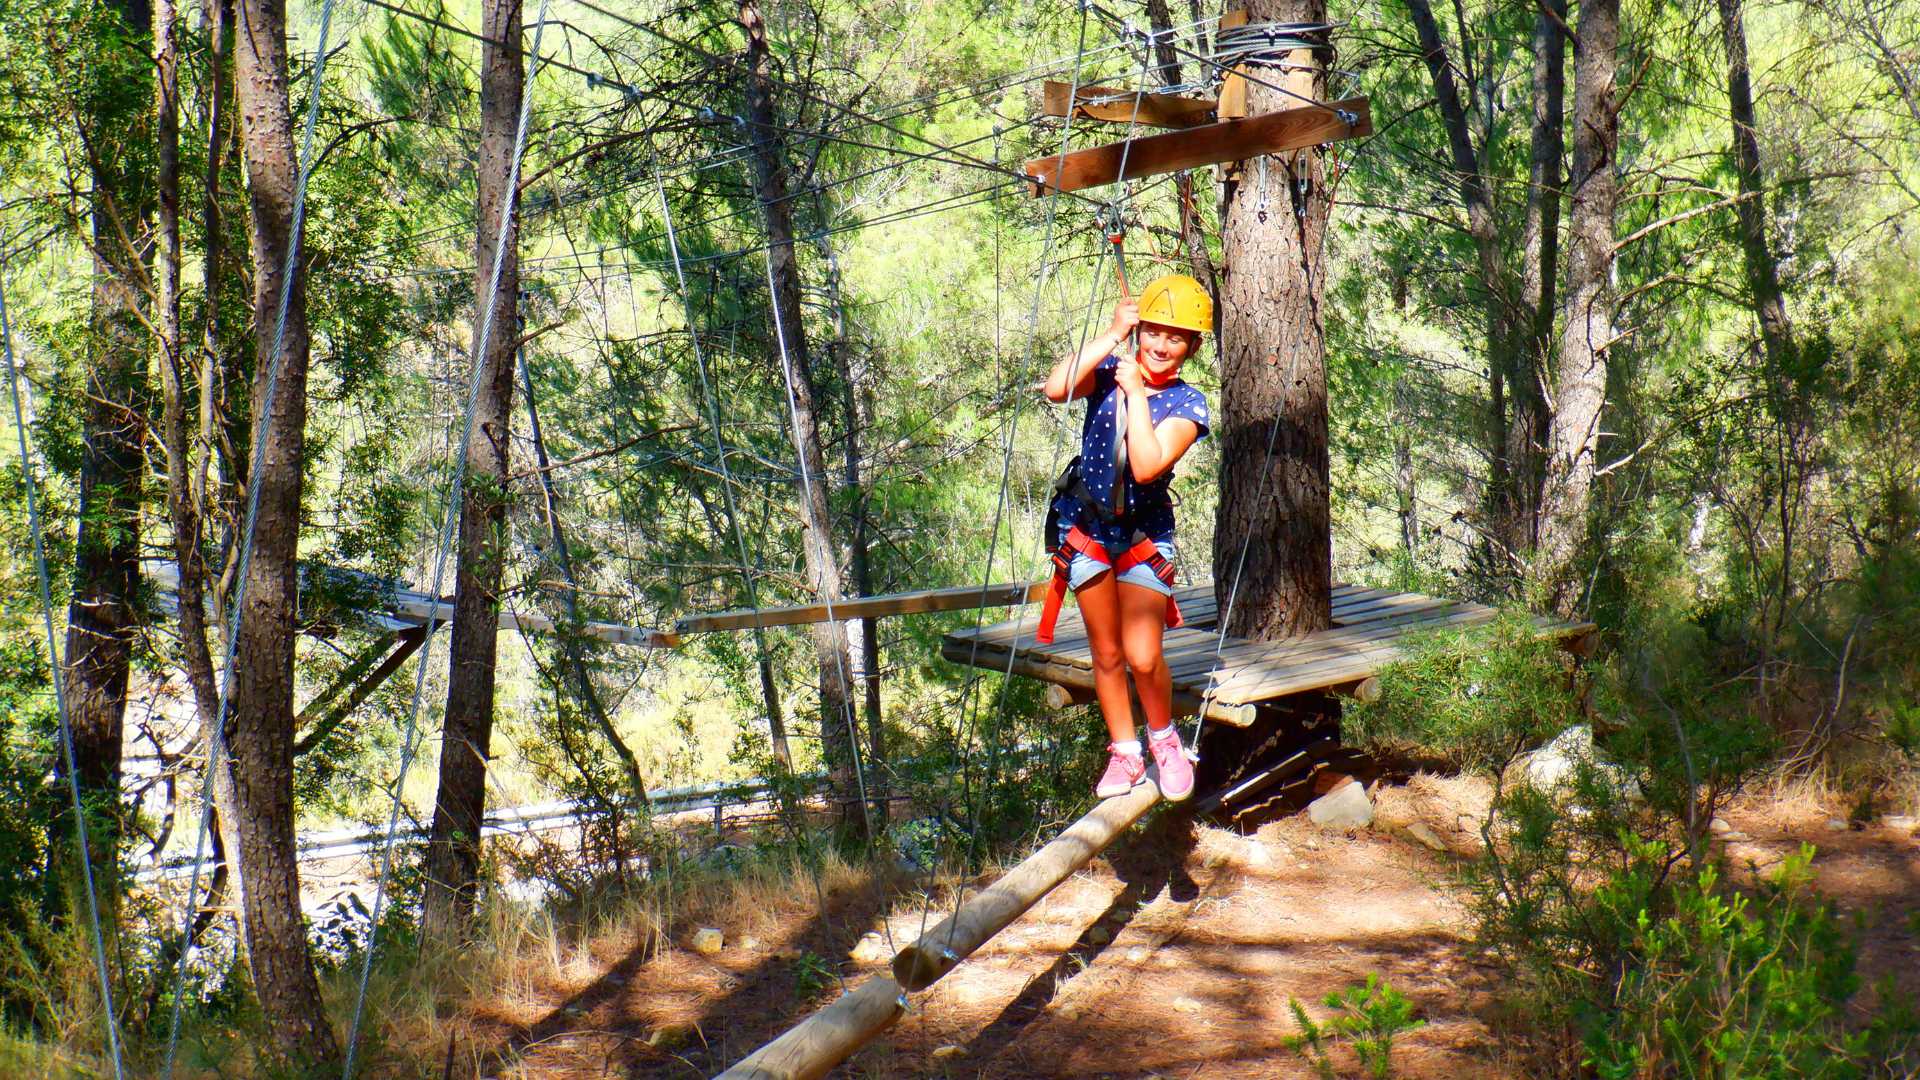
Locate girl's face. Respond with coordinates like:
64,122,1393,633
1137,322,1198,385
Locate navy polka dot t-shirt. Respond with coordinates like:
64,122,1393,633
1053,354,1210,552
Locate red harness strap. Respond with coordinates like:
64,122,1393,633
1037,525,1184,644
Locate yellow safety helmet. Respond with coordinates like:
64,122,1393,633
1136,274,1214,335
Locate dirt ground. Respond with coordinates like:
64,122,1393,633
467,777,1920,1079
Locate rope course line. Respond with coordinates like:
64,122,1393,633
340,3,554,1075
161,0,348,1067
0,265,129,1080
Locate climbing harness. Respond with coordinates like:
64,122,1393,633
1038,524,1183,644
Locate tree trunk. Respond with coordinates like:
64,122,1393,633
1511,0,1563,553
54,0,152,906
1214,0,1334,640
1403,0,1526,554
1394,381,1418,557
740,0,861,830
422,0,525,943
227,0,338,1062
1535,0,1621,617
1716,0,1795,368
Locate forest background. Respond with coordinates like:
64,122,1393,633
0,0,1917,1072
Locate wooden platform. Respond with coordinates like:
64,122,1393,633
943,583,1594,713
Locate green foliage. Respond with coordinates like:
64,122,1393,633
1284,974,1426,1080
1342,611,1587,771
789,950,835,1001
1575,851,1914,1080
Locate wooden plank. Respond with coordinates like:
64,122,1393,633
1041,81,1218,128
1216,8,1252,119
938,640,1258,726
1022,97,1371,197
893,782,1160,992
715,976,907,1080
677,581,1046,634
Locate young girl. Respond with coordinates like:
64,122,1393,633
1039,274,1213,801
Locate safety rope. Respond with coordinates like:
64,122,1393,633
0,267,128,1080
340,3,552,1075
161,0,346,1068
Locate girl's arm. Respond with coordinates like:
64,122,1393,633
1116,360,1201,482
1042,298,1137,403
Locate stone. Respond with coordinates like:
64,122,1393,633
1244,840,1273,868
1880,815,1916,832
850,932,891,965
1308,780,1374,830
1127,947,1148,963
1826,818,1849,832
690,928,724,955
1722,830,1749,842
739,935,760,952
1405,822,1448,852
931,1045,966,1062
1172,995,1204,1014
1709,817,1733,835
1520,724,1645,803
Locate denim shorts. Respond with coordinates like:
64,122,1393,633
1068,541,1177,596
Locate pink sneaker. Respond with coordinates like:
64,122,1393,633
1095,744,1148,798
1147,727,1195,801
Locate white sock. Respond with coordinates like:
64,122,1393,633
1113,739,1142,757
1148,725,1179,743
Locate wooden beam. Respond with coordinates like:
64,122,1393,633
1040,81,1217,128
714,976,907,1080
1216,8,1252,119
294,627,428,754
678,581,1045,635
1022,97,1371,196
941,639,1259,727
892,782,1159,992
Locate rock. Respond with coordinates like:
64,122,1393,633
1304,836,1320,851
1722,830,1749,842
1826,818,1849,832
1244,840,1273,868
1087,926,1112,946
739,935,760,952
931,1045,966,1061
1880,815,1916,832
850,932,891,965
1519,724,1644,803
690,928,724,955
1127,947,1148,963
1405,822,1447,852
1308,780,1374,830
1172,995,1204,1014
1709,817,1733,835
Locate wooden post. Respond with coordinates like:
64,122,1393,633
714,976,907,1080
892,782,1159,992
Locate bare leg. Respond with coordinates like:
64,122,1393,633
1074,570,1135,745
1119,581,1173,733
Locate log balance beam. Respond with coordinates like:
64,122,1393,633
714,782,1160,1079
677,581,1045,635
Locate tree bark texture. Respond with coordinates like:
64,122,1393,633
1214,0,1334,640
228,0,338,1061
423,0,525,943
56,0,153,897
1535,0,1621,617
1511,0,1564,552
1716,0,1795,369
740,0,861,827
